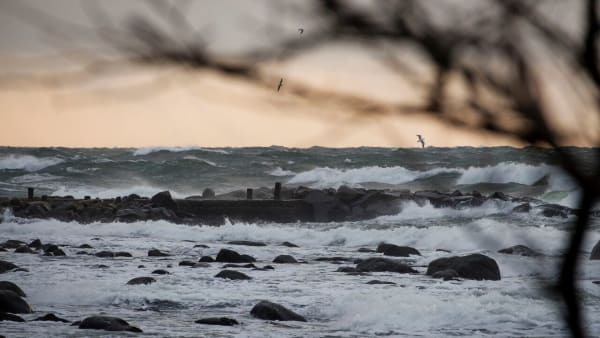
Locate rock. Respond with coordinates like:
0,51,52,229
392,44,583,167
436,249,451,253
0,312,25,322
148,249,170,257
336,185,364,202
0,260,19,274
314,256,354,262
137,265,145,268
250,300,307,322
0,290,32,313
194,244,210,248
214,270,252,280
33,313,70,323
191,263,210,268
538,204,570,218
215,249,256,263
1,240,26,249
591,240,600,260
227,240,266,247
78,316,142,332
426,254,501,281
126,277,156,285
0,281,26,297
336,266,359,273
356,258,417,273
151,191,177,211
28,239,42,248
498,245,541,257
44,245,66,256
357,248,376,253
115,252,132,257
91,264,109,269
490,191,509,201
512,203,531,213
151,269,170,275
281,241,299,247
431,269,460,281
377,243,421,257
78,244,93,249
199,256,214,262
15,245,36,254
195,317,239,326
202,188,216,198
179,261,196,266
366,280,396,285
451,190,463,197
273,255,298,264
76,251,89,255
95,251,115,258
222,263,257,269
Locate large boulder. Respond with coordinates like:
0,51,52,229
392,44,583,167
78,316,142,332
250,300,307,322
0,290,32,313
0,260,18,274
214,270,252,280
591,240,600,260
0,281,26,297
498,245,540,257
215,249,256,263
151,191,178,211
356,258,417,273
426,254,501,281
377,243,421,257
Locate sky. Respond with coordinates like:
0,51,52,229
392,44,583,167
0,0,596,148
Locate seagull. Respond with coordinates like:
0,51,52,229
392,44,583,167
277,78,284,92
417,135,425,148
298,28,304,34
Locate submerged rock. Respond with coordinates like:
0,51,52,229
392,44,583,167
281,241,299,248
215,270,252,280
356,258,417,273
366,280,396,285
148,249,170,257
0,312,25,322
431,269,460,281
215,249,256,263
33,313,70,323
126,277,156,285
14,245,36,254
78,316,142,332
43,245,66,256
512,203,531,213
227,240,266,247
273,255,298,264
95,251,115,258
199,256,214,262
0,290,32,313
427,254,501,281
151,269,170,275
0,260,19,274
0,281,26,297
115,251,132,257
250,300,307,322
377,243,421,257
195,317,239,326
498,245,540,257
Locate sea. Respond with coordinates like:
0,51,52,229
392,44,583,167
1,146,599,337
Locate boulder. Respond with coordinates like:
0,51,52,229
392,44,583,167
250,300,307,322
214,270,252,280
44,245,66,256
191,263,210,268
15,245,36,254
426,254,501,281
0,260,19,274
34,313,70,323
151,269,170,275
281,241,299,248
357,248,376,253
490,192,509,201
1,240,26,249
512,203,531,213
591,240,600,260
126,277,156,285
336,185,364,202
273,255,298,264
377,243,421,257
0,312,25,322
199,256,214,262
78,316,142,332
28,239,42,248
151,191,177,211
215,249,256,263
95,251,115,258
179,261,196,266
0,281,26,297
115,252,132,257
195,317,239,326
78,244,93,249
431,269,459,281
227,240,266,247
148,249,170,257
498,245,540,257
356,258,417,274
0,290,32,313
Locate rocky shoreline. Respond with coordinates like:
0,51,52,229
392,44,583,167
0,185,589,225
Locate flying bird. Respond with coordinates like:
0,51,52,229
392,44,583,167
298,28,304,34
277,78,284,92
417,135,425,148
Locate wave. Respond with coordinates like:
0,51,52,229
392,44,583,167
132,146,230,156
9,173,63,184
0,154,63,172
269,167,296,176
182,156,219,167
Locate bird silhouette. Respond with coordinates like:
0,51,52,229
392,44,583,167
417,135,425,148
298,28,304,34
277,78,284,92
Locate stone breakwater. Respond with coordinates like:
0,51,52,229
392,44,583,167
0,186,589,225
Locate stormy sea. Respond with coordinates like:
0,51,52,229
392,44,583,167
1,146,599,337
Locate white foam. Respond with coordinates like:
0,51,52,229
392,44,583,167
132,147,230,156
0,155,63,172
182,156,219,167
269,167,296,176
9,173,63,184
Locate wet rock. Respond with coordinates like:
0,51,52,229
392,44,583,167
33,313,70,323
91,264,109,269
148,249,170,257
591,240,600,260
215,249,256,263
202,188,216,199
273,255,298,264
0,290,32,313
538,204,570,218
195,317,239,326
1,240,26,249
15,245,36,254
451,190,463,197
490,191,509,201
498,245,541,257
366,280,396,285
191,263,210,268
426,254,501,281
314,256,354,262
194,244,209,248
512,203,531,213
0,260,19,274
436,249,451,253
28,239,42,248
95,251,115,258
151,191,177,211
357,248,376,253
199,256,214,262
78,316,142,332
151,269,169,275
356,258,417,273
377,243,421,257
222,263,257,269
0,281,26,297
0,312,25,322
78,244,93,249
215,270,252,280
336,185,364,202
281,241,299,247
250,300,307,322
115,252,132,257
431,269,460,281
137,265,145,269
43,245,66,256
126,277,156,285
227,240,266,247
179,261,196,266
336,266,359,273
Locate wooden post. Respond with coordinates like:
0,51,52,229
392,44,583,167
274,182,282,200
246,188,253,200
27,187,34,200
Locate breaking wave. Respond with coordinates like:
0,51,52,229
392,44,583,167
0,155,63,172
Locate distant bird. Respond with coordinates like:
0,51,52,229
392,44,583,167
298,28,304,34
417,135,425,148
277,78,284,92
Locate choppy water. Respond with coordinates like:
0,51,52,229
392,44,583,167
1,146,600,337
